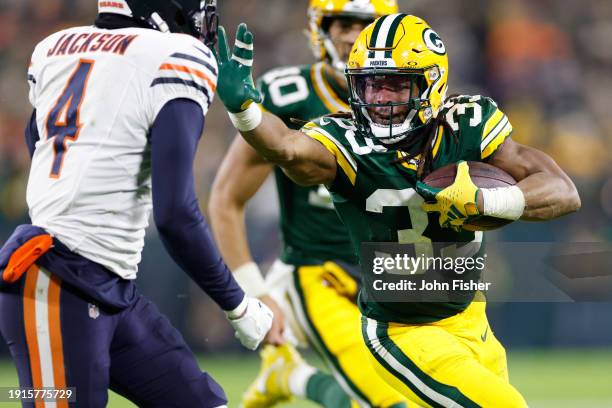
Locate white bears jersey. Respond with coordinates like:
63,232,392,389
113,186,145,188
26,25,217,278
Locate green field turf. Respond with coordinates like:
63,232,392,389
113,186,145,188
0,349,610,407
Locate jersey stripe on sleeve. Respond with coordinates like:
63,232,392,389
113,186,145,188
150,77,212,105
27,60,36,83
302,122,357,185
480,108,512,159
170,51,217,76
158,64,216,92
150,45,218,109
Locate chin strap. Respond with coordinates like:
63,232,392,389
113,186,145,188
322,37,346,73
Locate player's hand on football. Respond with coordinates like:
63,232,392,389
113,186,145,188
416,161,481,231
226,296,274,350
215,23,263,113
259,295,287,346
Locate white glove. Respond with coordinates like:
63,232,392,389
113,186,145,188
226,296,273,350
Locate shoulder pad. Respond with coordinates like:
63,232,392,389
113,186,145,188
149,34,217,117
302,118,358,187
440,95,499,131
441,95,511,159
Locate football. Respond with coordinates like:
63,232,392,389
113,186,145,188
423,161,517,231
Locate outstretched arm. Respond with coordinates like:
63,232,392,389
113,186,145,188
150,99,245,310
242,112,337,186
215,24,337,187
150,98,272,350
488,138,581,220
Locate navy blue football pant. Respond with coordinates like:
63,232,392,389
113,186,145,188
0,264,227,408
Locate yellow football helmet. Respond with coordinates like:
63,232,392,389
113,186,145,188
308,0,398,71
346,14,449,144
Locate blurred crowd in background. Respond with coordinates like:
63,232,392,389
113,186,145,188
0,0,611,352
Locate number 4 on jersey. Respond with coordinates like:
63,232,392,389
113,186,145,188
45,59,94,178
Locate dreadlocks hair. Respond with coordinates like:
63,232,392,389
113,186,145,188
324,111,354,119
392,95,461,180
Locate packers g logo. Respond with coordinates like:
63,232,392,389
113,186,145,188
423,28,446,55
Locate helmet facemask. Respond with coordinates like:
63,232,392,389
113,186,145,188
347,69,438,144
345,14,450,145
124,0,218,44
199,0,219,48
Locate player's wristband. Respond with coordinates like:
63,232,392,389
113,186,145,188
481,185,525,220
233,262,267,297
228,103,262,132
226,295,248,319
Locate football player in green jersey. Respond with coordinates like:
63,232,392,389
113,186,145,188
215,13,580,407
210,1,411,408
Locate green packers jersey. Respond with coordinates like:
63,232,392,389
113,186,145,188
301,95,513,323
256,62,358,266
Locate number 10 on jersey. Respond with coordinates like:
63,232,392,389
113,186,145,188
45,59,94,178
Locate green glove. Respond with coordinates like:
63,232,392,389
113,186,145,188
215,23,263,113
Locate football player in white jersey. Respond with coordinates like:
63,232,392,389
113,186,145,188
0,1,273,407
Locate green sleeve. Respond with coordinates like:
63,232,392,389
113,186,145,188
477,96,513,160
444,95,513,161
300,118,357,198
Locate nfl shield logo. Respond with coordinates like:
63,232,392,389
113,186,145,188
88,303,100,319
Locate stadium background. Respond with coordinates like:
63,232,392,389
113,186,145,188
0,0,611,406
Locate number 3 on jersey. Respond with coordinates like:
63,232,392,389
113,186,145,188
45,59,94,178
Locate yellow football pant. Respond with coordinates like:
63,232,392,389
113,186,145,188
286,262,411,408
361,297,528,408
